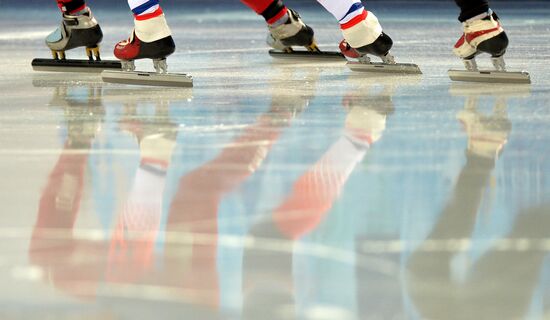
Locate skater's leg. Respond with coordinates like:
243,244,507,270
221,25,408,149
452,1,507,63
114,0,175,70
240,0,289,26
126,0,171,42
319,0,382,48
454,0,490,22
241,0,315,50
318,0,392,59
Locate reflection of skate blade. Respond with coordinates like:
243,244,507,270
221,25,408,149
347,61,422,74
269,50,346,62
32,58,121,73
348,73,422,86
101,70,193,88
449,82,531,98
32,73,101,87
448,69,531,84
103,87,193,102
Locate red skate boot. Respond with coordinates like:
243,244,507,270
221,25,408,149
102,13,192,87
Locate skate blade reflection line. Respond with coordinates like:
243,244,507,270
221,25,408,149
101,70,193,88
448,69,531,84
347,61,422,74
449,82,531,97
32,58,121,73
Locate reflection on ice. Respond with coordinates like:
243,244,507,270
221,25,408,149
0,2,550,319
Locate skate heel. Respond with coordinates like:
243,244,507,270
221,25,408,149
85,46,101,62
133,36,176,60
153,58,168,74
477,32,508,57
121,60,136,72
51,50,66,60
306,42,320,53
491,56,506,71
463,58,478,71
68,25,103,51
355,32,393,58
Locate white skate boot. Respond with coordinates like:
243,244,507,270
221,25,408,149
32,7,121,72
339,10,421,74
448,10,530,84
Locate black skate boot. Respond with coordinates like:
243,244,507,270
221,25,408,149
46,7,102,61
32,7,121,72
267,9,346,61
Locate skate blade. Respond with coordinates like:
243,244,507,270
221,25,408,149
32,58,121,73
101,70,193,88
269,49,346,62
448,69,531,84
347,61,422,74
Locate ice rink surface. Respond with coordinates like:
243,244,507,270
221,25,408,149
0,1,549,319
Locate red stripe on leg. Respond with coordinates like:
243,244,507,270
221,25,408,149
267,7,288,25
134,7,164,21
240,0,276,14
68,4,86,14
340,10,368,30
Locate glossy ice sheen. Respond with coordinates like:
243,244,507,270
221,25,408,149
0,2,549,319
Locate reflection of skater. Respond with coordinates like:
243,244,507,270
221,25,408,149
29,85,106,298
405,96,550,319
242,81,394,320
241,0,395,63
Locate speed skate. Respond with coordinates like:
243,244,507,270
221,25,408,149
101,59,193,88
101,11,193,88
448,9,530,84
33,7,121,73
341,35,422,75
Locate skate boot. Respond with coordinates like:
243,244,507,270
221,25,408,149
32,7,121,72
339,11,421,74
268,9,346,62
448,10,530,84
102,13,192,87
